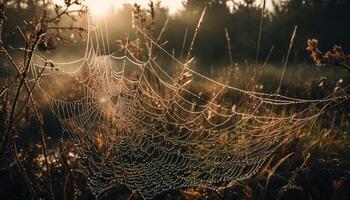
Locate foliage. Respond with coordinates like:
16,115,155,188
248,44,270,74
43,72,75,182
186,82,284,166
0,0,350,199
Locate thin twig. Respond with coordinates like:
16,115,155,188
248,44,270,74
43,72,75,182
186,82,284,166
0,31,45,159
1,45,21,73
0,75,20,98
13,68,45,121
13,76,56,200
47,8,84,24
2,39,54,200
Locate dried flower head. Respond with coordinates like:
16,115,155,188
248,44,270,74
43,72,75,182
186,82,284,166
306,39,323,67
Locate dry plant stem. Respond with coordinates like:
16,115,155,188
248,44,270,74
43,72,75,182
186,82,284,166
8,52,54,199
0,71,21,98
0,32,43,159
146,2,155,56
63,171,72,200
36,107,55,200
255,0,266,66
156,19,169,44
264,152,294,193
1,88,7,131
248,45,275,91
277,25,298,94
186,6,206,62
0,32,51,198
322,84,350,123
263,46,275,66
1,46,21,72
276,153,311,200
1,61,9,142
13,68,45,121
180,27,188,59
225,27,234,66
176,7,206,83
0,45,24,97
0,5,80,198
47,26,86,31
152,18,168,57
11,28,52,198
0,45,21,149
259,46,275,75
0,41,30,96
18,67,55,200
172,48,176,72
48,8,83,23
11,135,38,198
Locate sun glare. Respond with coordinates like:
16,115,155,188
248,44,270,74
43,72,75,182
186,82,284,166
160,0,184,15
86,0,114,16
125,0,184,15
51,0,184,16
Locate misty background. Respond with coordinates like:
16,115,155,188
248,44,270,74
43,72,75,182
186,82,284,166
2,0,350,67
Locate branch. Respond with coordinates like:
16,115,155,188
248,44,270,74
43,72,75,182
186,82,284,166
0,30,45,159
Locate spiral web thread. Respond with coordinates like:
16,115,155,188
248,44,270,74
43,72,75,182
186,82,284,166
29,17,342,199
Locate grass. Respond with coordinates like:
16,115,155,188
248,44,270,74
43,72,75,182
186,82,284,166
1,2,350,200
1,58,349,199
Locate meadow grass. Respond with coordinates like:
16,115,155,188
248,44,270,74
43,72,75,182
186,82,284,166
1,2,350,200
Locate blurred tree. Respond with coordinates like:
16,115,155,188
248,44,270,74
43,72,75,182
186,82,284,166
168,0,262,67
269,0,350,62
2,0,349,65
228,0,268,62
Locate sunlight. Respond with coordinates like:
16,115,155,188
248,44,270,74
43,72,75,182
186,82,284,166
51,0,184,15
86,0,111,16
50,0,64,6
132,0,184,15
160,0,184,15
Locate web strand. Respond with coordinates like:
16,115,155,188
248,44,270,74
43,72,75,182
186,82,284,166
28,16,348,199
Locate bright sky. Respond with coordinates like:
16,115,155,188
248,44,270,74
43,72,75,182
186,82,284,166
51,0,275,16
51,0,185,15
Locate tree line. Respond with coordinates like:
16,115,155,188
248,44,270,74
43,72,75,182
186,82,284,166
171,0,350,66
2,0,350,66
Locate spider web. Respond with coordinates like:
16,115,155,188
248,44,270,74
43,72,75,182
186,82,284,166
29,17,342,199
